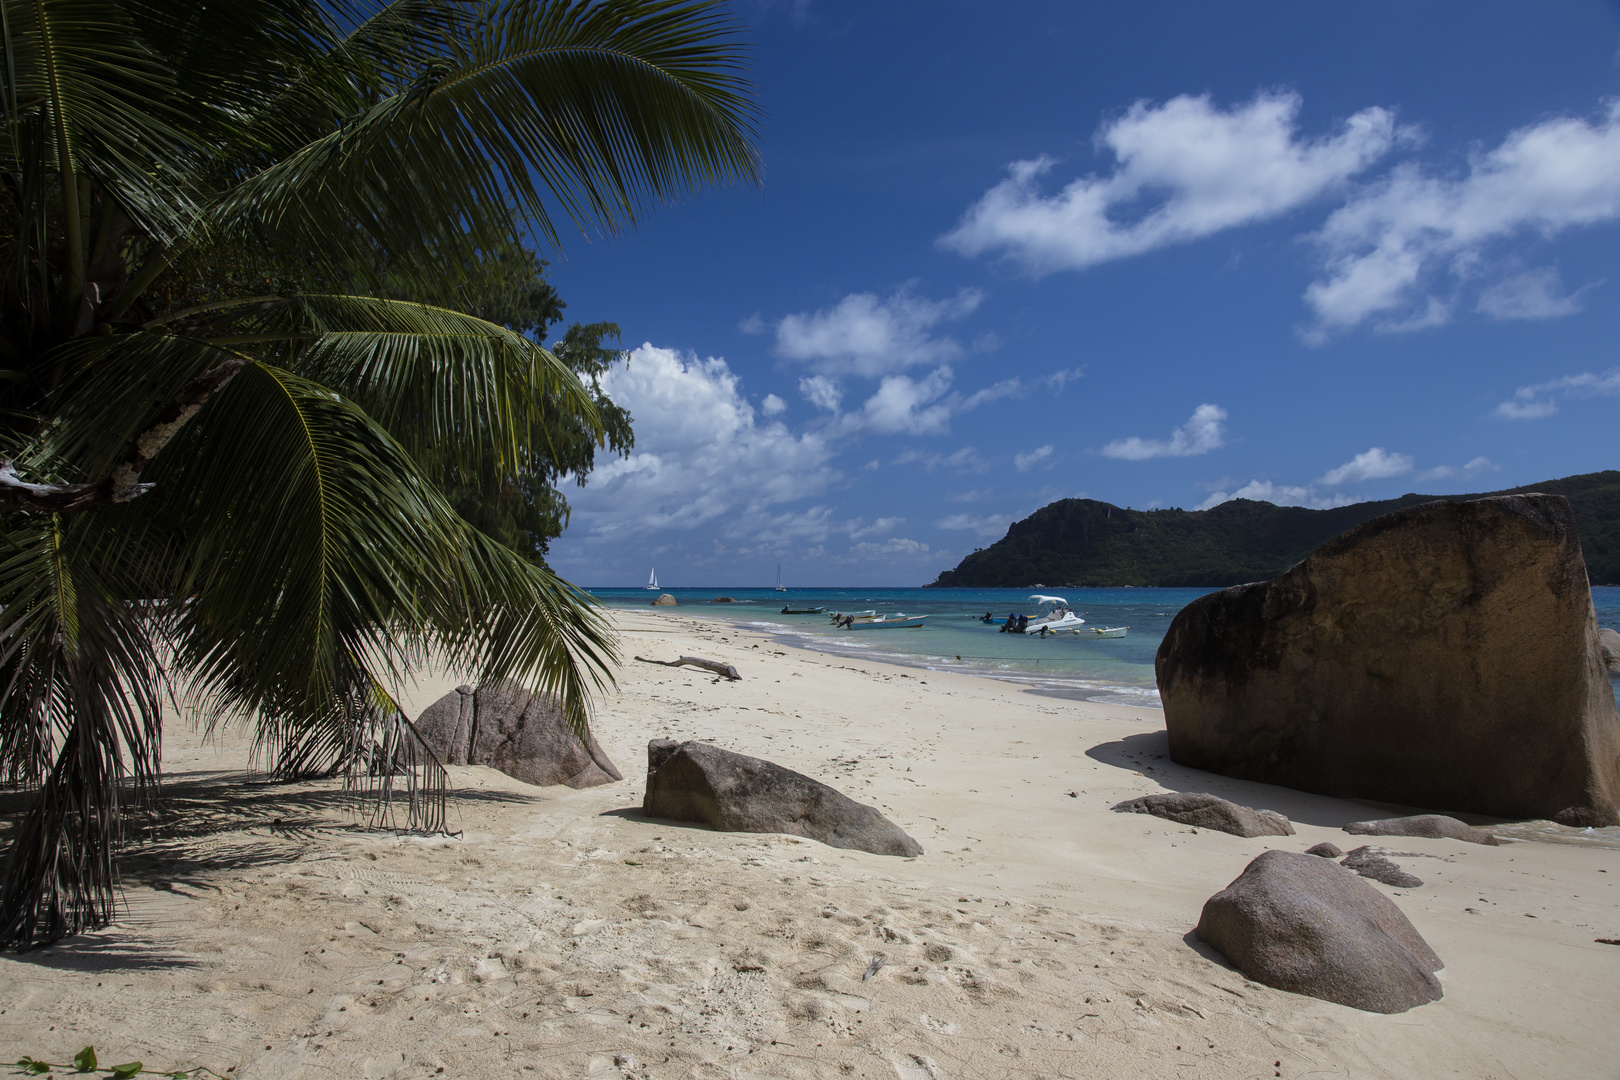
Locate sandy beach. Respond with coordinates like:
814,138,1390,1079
1,607,1617,1080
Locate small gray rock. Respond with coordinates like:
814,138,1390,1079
643,740,922,857
1341,846,1423,888
1305,842,1343,858
1196,849,1443,1014
1600,628,1620,671
1111,792,1294,838
1344,814,1498,846
651,593,677,606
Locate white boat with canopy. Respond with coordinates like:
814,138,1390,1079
1021,595,1085,633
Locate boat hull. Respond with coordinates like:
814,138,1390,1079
845,616,927,629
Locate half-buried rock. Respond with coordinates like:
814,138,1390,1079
1157,494,1620,825
416,681,622,788
642,739,922,857
1111,792,1294,837
1196,849,1442,1013
1344,814,1498,846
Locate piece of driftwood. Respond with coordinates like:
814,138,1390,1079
635,655,741,681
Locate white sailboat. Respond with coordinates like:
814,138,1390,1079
775,564,787,592
645,567,659,590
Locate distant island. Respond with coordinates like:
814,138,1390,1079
927,470,1620,588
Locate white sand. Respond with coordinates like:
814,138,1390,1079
2,607,1618,1079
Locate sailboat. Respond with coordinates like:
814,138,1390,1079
645,568,659,590
775,564,787,592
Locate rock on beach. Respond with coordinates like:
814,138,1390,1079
1156,494,1620,825
415,681,622,788
642,739,923,856
1110,791,1294,837
1196,849,1443,1014
1345,814,1499,846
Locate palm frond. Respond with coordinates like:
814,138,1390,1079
210,0,760,279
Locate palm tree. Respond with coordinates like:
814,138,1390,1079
0,0,758,948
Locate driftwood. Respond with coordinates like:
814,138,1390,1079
634,655,741,681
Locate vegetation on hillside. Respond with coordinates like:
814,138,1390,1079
929,471,1620,588
0,0,757,948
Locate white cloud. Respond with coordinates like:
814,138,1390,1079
1197,480,1365,511
1492,368,1620,420
761,393,786,415
960,377,1024,410
893,446,987,473
934,512,1012,540
1101,404,1227,460
1306,100,1620,334
1416,456,1500,482
774,287,984,376
948,487,994,503
798,374,842,412
1047,367,1085,391
1476,267,1597,320
840,367,956,435
942,92,1398,274
1317,446,1414,486
1014,444,1054,472
737,312,766,334
563,344,838,539
848,516,904,540
850,537,929,559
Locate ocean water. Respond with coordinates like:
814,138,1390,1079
587,585,1620,709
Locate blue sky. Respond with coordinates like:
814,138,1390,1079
543,0,1620,587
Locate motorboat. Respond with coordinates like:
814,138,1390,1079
1001,595,1085,633
838,613,926,629
829,609,876,624
644,567,659,590
781,606,824,615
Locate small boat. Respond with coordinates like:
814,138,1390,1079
644,567,659,590
1000,595,1085,634
829,609,876,624
781,606,824,615
775,564,787,592
839,614,927,629
1061,625,1129,639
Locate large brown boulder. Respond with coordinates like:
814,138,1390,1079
642,739,922,856
1111,791,1294,837
1344,814,1498,846
1196,849,1442,1013
1157,494,1620,825
416,681,621,788
651,593,677,606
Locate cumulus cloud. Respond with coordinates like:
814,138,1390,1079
942,92,1398,275
840,367,956,435
1416,456,1500,482
563,344,839,539
1101,404,1227,460
934,512,1013,540
1493,368,1620,420
1015,444,1054,472
761,393,786,415
1306,101,1620,334
1317,447,1414,486
798,374,842,412
774,287,984,376
1476,267,1597,320
848,516,905,540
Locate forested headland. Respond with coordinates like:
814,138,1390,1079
928,471,1620,588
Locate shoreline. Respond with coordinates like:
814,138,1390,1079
0,608,1616,1078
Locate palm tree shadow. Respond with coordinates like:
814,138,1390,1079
1084,730,1429,829
2,934,197,972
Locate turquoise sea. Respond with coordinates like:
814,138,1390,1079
586,585,1620,708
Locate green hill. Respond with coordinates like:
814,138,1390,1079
927,470,1620,588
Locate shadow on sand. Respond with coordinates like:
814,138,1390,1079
1084,729,1446,830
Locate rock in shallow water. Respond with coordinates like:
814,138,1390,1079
1157,494,1620,826
642,739,922,857
1111,791,1294,837
1196,849,1443,1014
1344,814,1498,846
